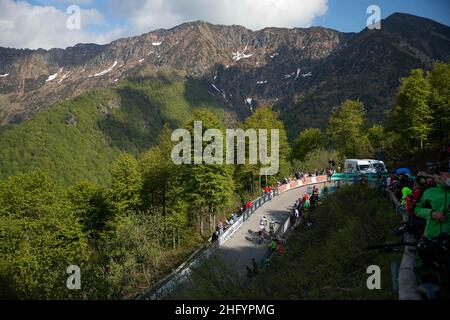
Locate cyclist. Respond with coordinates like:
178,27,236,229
269,218,276,234
257,230,264,245
260,216,267,231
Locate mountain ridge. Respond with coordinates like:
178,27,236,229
0,12,449,135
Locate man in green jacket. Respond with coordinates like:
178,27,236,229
414,171,450,238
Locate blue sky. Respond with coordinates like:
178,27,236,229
1,0,449,49
314,0,450,32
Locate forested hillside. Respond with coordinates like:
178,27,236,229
0,74,230,187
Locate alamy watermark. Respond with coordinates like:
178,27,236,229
66,265,81,290
171,121,280,175
66,5,81,30
367,5,381,30
366,265,381,290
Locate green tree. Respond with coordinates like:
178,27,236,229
428,62,450,147
392,69,432,150
327,100,372,158
367,124,385,151
140,125,191,248
239,107,291,194
180,109,235,235
140,125,179,215
66,181,111,239
292,149,343,173
110,153,143,214
292,128,325,161
0,172,87,299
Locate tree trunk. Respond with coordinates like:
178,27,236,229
172,230,176,250
200,210,204,236
209,210,212,234
162,183,166,216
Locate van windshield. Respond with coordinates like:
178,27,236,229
358,164,371,171
372,163,384,169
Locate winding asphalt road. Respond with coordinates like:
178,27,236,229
217,182,327,272
150,180,331,299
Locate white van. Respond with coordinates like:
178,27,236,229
363,159,387,173
344,159,375,174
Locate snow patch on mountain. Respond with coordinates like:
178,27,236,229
46,72,58,82
0,73,9,78
232,51,254,61
152,41,162,46
57,71,71,84
211,84,221,92
295,68,301,80
232,45,254,61
91,60,118,77
221,90,228,102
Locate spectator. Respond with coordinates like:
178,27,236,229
310,193,317,208
269,238,277,252
276,240,286,254
414,171,450,239
323,184,329,196
211,231,219,248
312,186,320,201
294,208,300,220
269,218,276,234
217,220,224,236
289,212,296,226
386,174,392,192
401,186,413,207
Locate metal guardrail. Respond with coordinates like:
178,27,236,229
138,175,330,300
387,190,421,300
331,172,389,182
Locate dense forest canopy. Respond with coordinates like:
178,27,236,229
0,62,449,299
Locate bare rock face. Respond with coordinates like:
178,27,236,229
0,13,449,133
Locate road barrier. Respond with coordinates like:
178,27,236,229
387,190,421,300
139,174,423,300
138,175,329,300
331,172,388,183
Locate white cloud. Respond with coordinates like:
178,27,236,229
0,0,123,49
0,0,328,49
120,0,329,34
